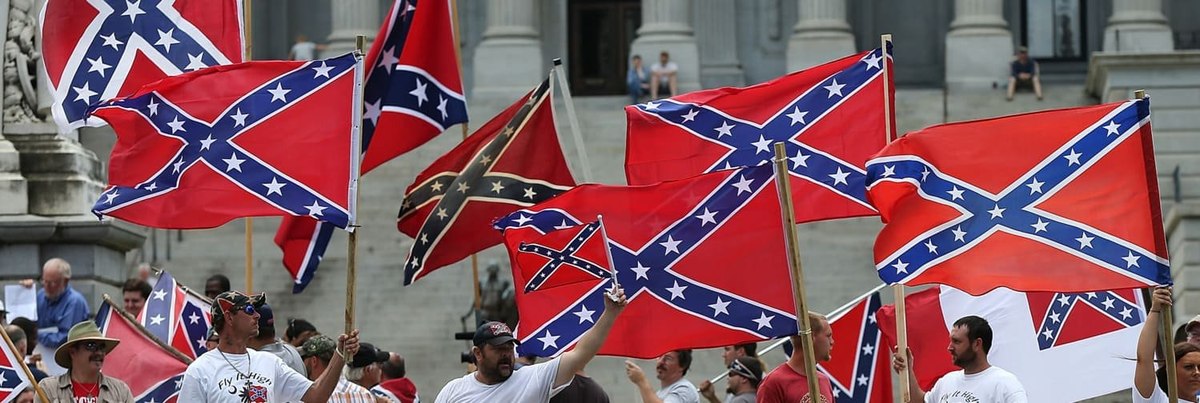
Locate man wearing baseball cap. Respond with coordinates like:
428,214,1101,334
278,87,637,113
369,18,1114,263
179,291,361,402
435,286,628,402
347,342,389,390
248,301,306,375
300,335,379,402
37,321,133,401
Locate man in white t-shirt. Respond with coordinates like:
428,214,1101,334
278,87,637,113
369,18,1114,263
435,286,629,402
649,51,679,99
624,349,700,403
179,291,361,402
893,315,1027,403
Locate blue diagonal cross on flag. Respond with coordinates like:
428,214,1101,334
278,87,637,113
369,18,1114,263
497,166,801,358
867,98,1171,294
516,220,613,293
41,0,245,130
626,47,893,225
89,54,361,230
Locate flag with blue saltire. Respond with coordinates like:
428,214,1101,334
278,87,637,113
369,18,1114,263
139,270,212,359
97,301,190,403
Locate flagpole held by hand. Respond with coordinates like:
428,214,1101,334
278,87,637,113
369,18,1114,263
1134,88,1176,403
878,32,911,402
242,0,255,295
772,142,821,402
596,215,621,295
345,35,367,335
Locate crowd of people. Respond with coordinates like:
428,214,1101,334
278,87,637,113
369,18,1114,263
13,257,1198,402
6,258,422,402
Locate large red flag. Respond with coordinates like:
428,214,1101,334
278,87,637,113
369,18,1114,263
41,0,244,131
274,0,468,293
89,55,360,230
877,286,1144,401
867,98,1169,295
97,301,190,403
494,165,797,359
398,79,575,285
625,46,894,224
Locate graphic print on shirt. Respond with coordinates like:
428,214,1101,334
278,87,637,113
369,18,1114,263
216,371,272,402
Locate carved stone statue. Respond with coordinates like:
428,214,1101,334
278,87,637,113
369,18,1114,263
4,0,43,123
478,262,518,327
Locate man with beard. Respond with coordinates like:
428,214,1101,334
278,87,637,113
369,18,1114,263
180,291,361,402
435,286,628,402
723,357,761,403
757,312,835,403
892,315,1027,402
624,349,700,403
38,321,133,401
699,343,758,403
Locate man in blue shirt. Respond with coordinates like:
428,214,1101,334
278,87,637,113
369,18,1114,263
35,258,90,349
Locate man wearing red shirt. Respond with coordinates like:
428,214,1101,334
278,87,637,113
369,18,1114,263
756,312,835,403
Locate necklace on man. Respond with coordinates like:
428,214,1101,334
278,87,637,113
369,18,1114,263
219,349,253,388
73,379,98,397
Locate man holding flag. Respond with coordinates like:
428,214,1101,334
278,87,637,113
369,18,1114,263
180,291,361,402
435,286,627,402
892,316,1027,402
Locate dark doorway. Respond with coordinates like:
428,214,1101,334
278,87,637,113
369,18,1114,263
568,0,641,95
1020,0,1088,61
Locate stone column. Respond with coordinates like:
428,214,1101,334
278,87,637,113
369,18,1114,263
0,134,28,215
471,0,544,102
629,0,701,95
944,0,1013,89
1103,0,1174,53
695,0,744,87
322,0,380,57
6,124,104,216
786,0,855,72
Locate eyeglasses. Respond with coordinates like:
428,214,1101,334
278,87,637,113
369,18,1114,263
728,359,758,381
232,304,257,316
78,341,103,352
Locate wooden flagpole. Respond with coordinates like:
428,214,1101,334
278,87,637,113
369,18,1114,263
1135,88,1176,403
772,142,821,402
880,33,911,403
102,295,194,364
0,314,49,402
345,35,367,335
446,0,483,313
243,0,255,294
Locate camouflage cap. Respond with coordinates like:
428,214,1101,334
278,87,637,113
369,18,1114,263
209,291,265,328
300,334,336,361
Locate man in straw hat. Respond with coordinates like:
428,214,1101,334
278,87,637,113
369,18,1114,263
180,291,360,402
37,321,133,401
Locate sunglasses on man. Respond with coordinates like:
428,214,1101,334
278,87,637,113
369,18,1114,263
76,341,104,352
728,359,758,381
231,304,257,316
